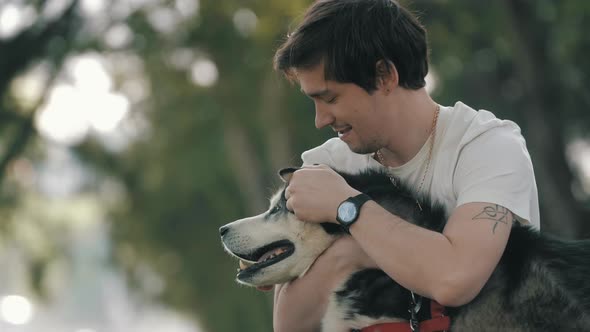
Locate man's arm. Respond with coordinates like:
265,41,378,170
284,165,517,306
272,200,517,332
273,272,328,332
349,199,515,306
273,236,378,332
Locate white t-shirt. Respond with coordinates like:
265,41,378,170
301,101,540,229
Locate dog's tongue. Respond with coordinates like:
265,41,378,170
238,248,287,292
258,247,287,263
258,250,274,263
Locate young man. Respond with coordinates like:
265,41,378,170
270,0,540,331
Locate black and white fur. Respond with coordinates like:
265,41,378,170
220,168,590,331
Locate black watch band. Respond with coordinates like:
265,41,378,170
336,193,372,232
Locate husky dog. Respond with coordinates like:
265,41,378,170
220,168,590,331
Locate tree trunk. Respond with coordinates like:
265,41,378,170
260,70,294,173
223,118,268,214
503,0,590,238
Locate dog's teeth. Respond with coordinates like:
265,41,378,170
239,260,251,270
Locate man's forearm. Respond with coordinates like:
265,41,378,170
273,280,325,332
273,236,378,331
348,200,511,306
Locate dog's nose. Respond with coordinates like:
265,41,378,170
219,225,230,237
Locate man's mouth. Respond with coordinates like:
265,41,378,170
335,126,352,138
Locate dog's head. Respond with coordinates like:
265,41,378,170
219,167,345,287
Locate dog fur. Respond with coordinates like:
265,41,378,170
220,168,590,331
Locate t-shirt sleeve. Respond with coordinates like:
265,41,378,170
453,127,536,222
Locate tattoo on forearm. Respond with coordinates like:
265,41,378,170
472,205,513,234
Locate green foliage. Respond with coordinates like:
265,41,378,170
92,1,326,330
1,1,589,331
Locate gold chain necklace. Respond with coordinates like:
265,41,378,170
375,104,440,211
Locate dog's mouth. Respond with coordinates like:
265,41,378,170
234,239,294,279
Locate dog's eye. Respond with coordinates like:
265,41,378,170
269,205,281,215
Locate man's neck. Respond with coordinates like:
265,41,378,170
378,89,438,167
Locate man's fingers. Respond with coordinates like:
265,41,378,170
303,163,326,169
286,196,294,213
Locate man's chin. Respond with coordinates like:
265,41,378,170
347,144,377,155
339,137,377,155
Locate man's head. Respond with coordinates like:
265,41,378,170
274,0,430,155
274,0,428,93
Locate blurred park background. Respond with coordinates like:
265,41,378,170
0,0,589,331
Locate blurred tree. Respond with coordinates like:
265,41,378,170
0,0,82,186
1,1,589,332
415,0,590,238
0,0,85,298
75,0,326,330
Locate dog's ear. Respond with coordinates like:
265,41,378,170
278,167,299,183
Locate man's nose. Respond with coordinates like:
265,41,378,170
315,105,334,129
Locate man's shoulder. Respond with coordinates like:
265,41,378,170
444,101,524,148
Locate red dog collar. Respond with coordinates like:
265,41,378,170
361,301,451,332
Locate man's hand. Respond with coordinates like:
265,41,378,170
285,164,360,223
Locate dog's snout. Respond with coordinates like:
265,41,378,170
219,225,230,237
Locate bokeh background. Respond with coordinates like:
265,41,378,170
1,0,589,331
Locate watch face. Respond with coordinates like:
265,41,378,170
337,201,357,223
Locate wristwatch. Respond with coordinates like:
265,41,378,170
336,193,372,232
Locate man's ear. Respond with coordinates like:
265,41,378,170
278,167,299,183
376,59,398,91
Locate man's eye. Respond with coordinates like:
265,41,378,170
326,96,337,104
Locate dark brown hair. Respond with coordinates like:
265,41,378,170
274,0,428,93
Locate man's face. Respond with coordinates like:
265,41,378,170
296,63,387,154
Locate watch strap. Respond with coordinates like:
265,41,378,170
338,193,372,232
348,193,372,207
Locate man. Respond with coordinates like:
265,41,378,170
269,0,540,331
